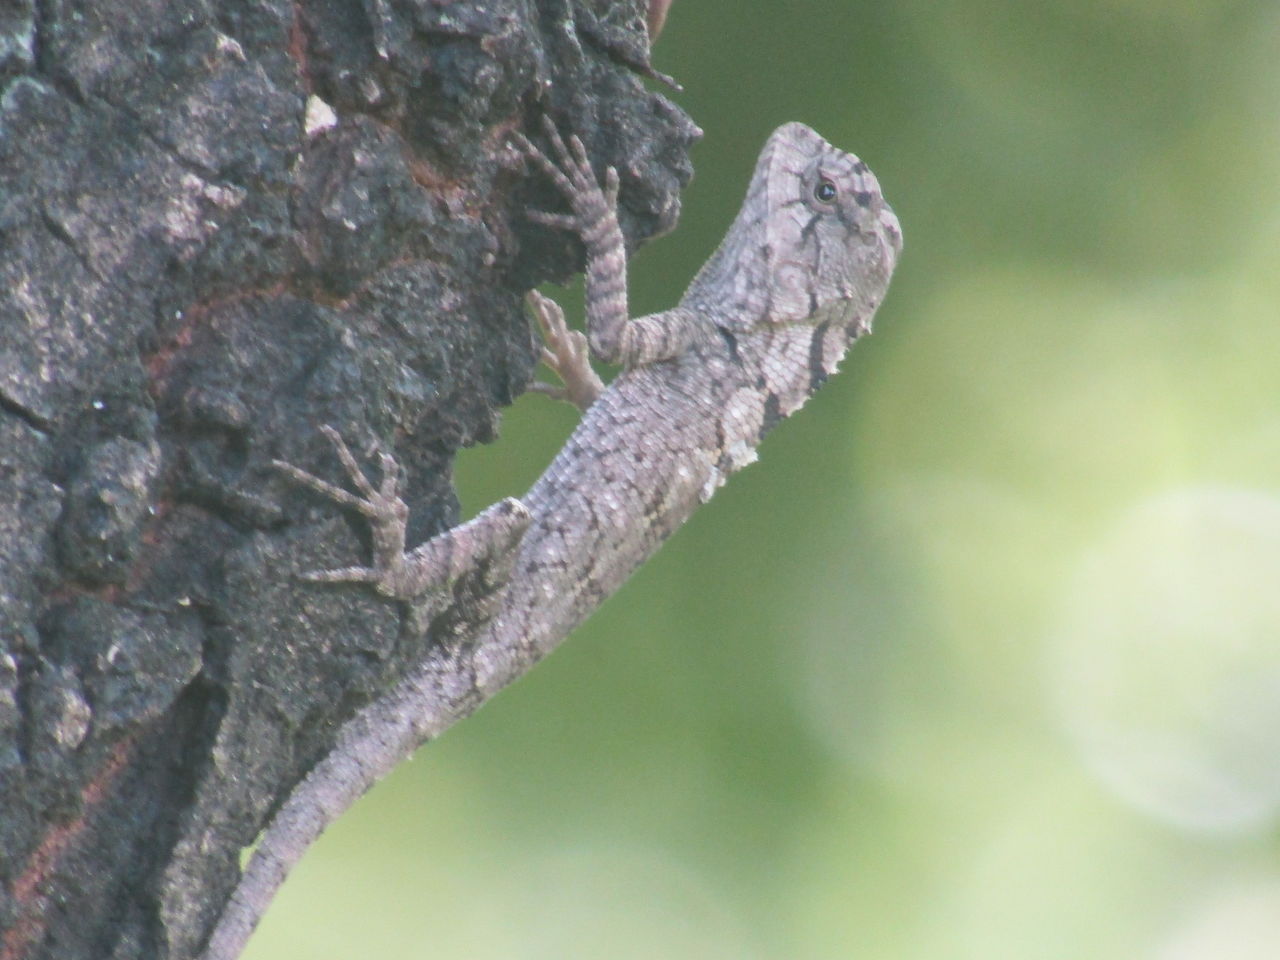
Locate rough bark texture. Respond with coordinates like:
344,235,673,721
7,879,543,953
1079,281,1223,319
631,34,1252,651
0,1,698,957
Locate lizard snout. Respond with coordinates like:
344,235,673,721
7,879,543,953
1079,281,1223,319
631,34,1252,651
880,206,903,262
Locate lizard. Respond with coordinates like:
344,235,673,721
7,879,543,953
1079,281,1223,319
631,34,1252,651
198,117,901,960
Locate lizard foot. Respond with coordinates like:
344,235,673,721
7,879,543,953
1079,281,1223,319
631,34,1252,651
525,290,605,411
511,116,620,236
274,426,533,603
272,425,412,593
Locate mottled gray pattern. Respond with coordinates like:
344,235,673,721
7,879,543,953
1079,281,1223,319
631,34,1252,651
200,122,901,960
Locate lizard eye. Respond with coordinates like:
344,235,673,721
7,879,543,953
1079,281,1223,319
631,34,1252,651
814,178,838,203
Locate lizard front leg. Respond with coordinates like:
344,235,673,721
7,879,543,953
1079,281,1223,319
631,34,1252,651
513,118,699,369
273,426,530,605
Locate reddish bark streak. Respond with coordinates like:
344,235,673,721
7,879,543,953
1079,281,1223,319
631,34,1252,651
287,2,312,91
2,736,138,960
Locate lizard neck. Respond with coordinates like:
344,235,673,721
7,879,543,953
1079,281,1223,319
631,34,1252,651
693,297,871,502
737,296,870,427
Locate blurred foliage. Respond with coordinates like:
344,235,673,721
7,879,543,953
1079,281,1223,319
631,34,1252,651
250,2,1280,957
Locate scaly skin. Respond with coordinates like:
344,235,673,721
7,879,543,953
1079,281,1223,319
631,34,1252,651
199,118,901,960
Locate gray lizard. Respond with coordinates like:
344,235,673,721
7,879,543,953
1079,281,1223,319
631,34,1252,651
199,118,901,959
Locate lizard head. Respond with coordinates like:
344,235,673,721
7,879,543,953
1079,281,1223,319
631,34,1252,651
684,122,901,332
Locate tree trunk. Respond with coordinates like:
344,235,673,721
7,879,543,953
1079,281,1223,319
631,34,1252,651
0,1,697,956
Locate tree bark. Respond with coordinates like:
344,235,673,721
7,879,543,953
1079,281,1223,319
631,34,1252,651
0,1,697,956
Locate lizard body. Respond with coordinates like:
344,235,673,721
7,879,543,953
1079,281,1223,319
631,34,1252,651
199,120,900,960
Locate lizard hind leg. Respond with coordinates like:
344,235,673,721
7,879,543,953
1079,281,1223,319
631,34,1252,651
273,426,530,603
525,290,605,412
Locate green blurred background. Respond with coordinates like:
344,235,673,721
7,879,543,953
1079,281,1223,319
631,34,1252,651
250,2,1280,957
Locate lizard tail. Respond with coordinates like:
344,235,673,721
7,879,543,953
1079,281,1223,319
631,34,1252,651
199,663,470,960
